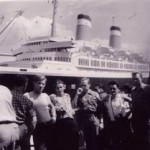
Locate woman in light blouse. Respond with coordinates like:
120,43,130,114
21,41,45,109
50,80,79,150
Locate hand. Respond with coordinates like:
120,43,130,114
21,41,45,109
51,117,56,124
77,88,83,95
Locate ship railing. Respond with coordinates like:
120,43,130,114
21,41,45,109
75,57,149,72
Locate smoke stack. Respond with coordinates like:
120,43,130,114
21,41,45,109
109,26,121,49
75,14,92,41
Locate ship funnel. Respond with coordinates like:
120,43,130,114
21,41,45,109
75,14,92,41
109,26,121,49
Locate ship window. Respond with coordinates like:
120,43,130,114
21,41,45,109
67,58,71,62
134,65,137,70
111,62,119,68
120,63,123,68
124,64,133,69
78,58,89,66
138,65,147,71
101,61,105,67
91,60,100,67
107,62,111,68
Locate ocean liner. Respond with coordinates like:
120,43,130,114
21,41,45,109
0,0,149,92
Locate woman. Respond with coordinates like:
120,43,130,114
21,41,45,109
50,80,79,150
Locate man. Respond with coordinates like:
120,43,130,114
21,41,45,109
12,75,34,150
24,75,56,150
0,85,19,150
102,81,131,150
131,72,150,150
72,77,101,150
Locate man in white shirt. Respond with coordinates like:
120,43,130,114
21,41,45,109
102,81,132,150
0,85,19,150
24,75,56,150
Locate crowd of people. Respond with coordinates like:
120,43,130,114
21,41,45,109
0,72,150,150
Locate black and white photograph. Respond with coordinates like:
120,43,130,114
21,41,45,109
0,0,150,150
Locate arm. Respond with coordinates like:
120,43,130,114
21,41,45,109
48,95,57,123
121,93,132,103
24,96,37,133
72,93,79,108
72,87,83,108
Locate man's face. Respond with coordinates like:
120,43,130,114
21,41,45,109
33,79,46,94
80,79,90,93
109,84,119,95
132,73,142,87
56,83,65,95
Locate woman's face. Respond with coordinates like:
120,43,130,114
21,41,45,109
56,83,65,95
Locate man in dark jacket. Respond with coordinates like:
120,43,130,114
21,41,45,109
102,81,132,150
131,72,150,150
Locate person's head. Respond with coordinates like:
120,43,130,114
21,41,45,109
14,75,28,92
33,75,47,94
55,80,66,96
94,84,105,93
121,84,132,94
80,77,91,93
108,80,119,96
132,72,143,87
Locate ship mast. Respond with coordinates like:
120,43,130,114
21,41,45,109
112,16,115,26
51,0,58,37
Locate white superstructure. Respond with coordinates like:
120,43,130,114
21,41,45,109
0,35,149,78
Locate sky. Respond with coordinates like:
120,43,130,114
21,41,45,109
0,0,150,59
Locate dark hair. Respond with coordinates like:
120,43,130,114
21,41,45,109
14,75,28,87
121,84,132,94
33,75,47,83
94,83,105,90
108,80,119,87
132,72,143,78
